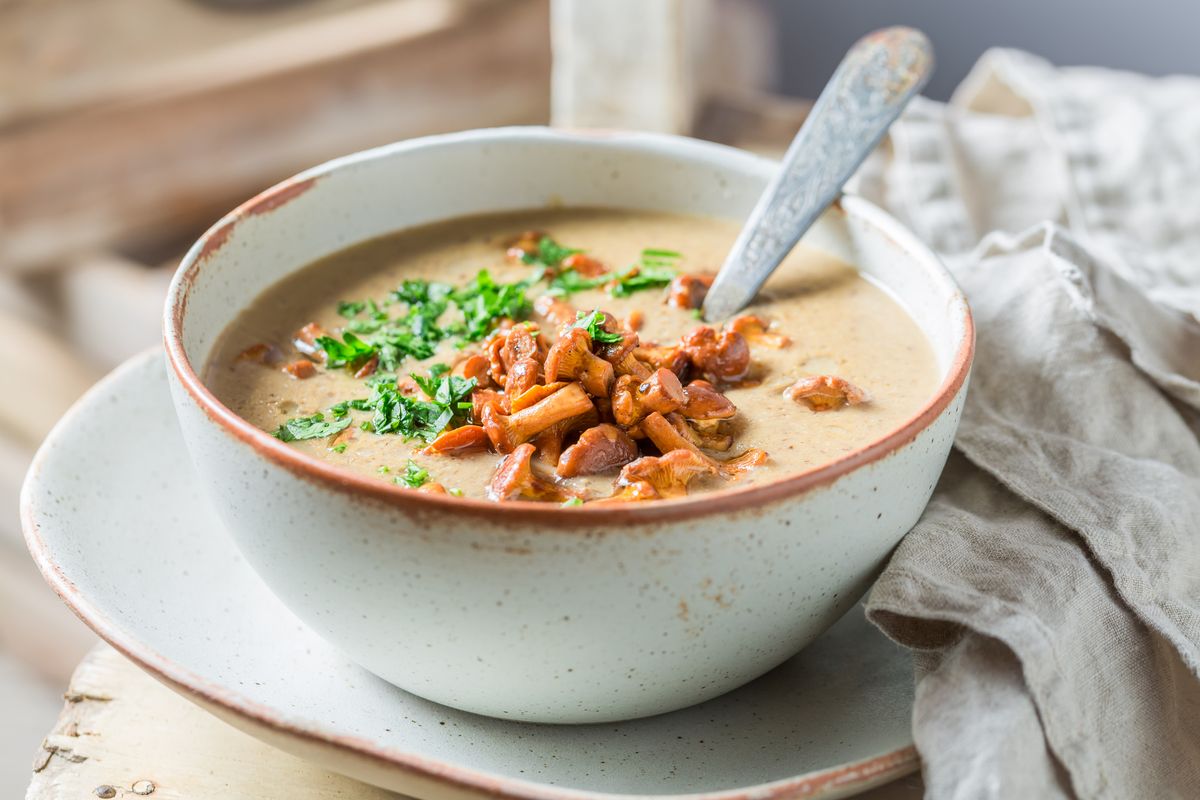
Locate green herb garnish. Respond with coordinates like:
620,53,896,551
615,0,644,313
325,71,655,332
355,372,477,443
547,247,681,299
547,269,610,297
573,309,624,344
397,460,430,489
521,236,580,268
448,487,464,497
452,270,535,342
608,264,676,297
331,443,348,453
337,300,366,318
561,497,584,507
315,331,376,368
272,412,353,442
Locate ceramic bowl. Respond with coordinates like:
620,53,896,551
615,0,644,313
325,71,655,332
164,127,972,724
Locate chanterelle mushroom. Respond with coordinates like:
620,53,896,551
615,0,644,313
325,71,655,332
561,252,608,277
641,412,766,477
544,327,615,398
680,379,736,420
556,424,639,478
589,480,660,505
505,357,542,396
617,449,716,498
500,325,542,371
633,345,689,381
666,273,715,310
784,375,870,411
533,405,599,467
534,294,578,332
483,382,595,453
453,354,493,388
726,314,791,348
611,369,686,427
487,443,579,502
679,326,750,384
422,425,490,456
292,322,327,359
505,230,545,263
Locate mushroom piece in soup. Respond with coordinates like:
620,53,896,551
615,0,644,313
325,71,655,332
204,208,939,504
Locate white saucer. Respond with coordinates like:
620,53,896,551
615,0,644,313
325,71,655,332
22,350,917,800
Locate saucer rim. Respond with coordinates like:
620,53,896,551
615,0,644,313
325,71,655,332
20,348,919,800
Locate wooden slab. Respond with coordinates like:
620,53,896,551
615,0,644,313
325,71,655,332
27,645,400,800
26,645,923,799
1,0,551,273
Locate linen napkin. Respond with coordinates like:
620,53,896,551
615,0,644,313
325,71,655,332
850,50,1200,799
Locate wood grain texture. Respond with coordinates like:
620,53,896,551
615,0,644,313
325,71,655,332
26,645,400,800
1,0,550,272
25,645,923,799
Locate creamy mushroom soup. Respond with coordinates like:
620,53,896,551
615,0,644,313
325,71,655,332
205,208,939,503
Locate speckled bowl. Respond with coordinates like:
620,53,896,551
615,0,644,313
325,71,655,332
164,127,972,724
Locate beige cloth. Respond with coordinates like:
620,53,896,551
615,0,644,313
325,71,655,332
853,50,1200,799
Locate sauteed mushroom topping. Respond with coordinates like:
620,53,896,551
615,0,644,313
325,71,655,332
556,424,639,478
210,213,933,505
618,450,716,498
666,273,715,310
488,443,581,502
784,375,871,412
679,326,751,385
726,314,791,349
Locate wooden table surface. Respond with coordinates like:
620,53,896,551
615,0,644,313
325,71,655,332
26,645,924,799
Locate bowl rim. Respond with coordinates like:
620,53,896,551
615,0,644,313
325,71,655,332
164,126,974,525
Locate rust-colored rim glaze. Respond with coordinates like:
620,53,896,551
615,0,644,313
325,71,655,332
164,128,974,527
20,360,920,799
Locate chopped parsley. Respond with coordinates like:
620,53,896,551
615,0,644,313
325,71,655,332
547,269,610,297
315,331,376,368
451,271,535,342
337,300,366,318
377,465,391,474
331,443,348,453
573,309,624,344
323,271,545,375
521,236,580,268
608,249,681,297
548,247,681,299
274,370,475,446
397,460,430,488
448,487,464,497
561,497,584,507
272,412,353,442
360,372,477,442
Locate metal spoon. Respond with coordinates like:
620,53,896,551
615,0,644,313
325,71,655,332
702,27,934,322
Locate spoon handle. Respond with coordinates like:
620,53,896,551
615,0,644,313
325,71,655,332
702,27,934,322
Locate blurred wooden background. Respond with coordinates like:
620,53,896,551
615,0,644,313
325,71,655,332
2,0,809,795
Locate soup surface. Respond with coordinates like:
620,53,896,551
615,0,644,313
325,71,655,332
205,208,939,504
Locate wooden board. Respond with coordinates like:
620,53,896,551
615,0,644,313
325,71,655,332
1,0,551,273
27,645,400,800
26,645,923,799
